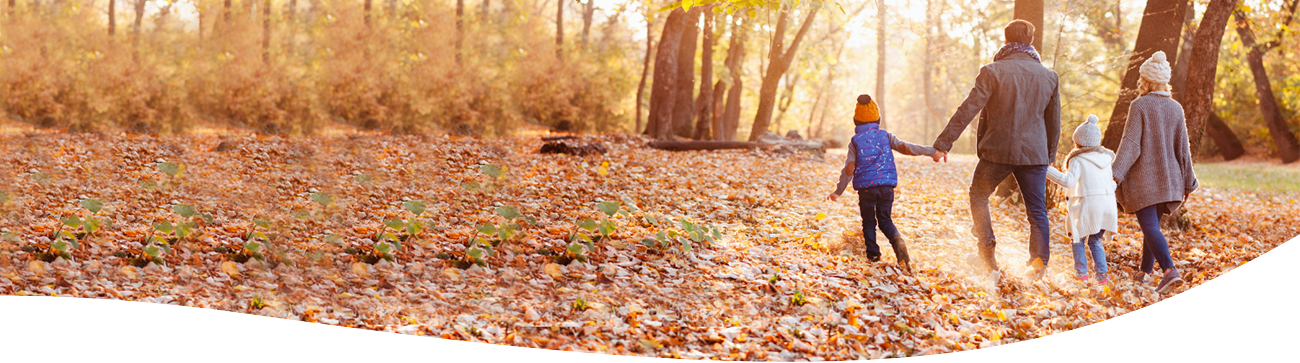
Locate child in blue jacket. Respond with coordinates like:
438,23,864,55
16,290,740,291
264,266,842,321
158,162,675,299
826,94,937,272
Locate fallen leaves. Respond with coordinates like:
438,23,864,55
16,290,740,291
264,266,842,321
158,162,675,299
543,263,564,280
0,133,1294,361
220,261,240,278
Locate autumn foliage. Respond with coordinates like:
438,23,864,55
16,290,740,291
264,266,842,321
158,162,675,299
0,0,634,135
0,133,1295,359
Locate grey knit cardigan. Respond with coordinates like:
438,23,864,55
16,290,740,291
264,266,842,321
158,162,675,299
1112,91,1199,214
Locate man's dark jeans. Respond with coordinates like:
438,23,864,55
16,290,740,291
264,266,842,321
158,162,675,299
969,160,1051,267
857,185,900,261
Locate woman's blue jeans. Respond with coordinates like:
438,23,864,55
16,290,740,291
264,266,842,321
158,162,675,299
1136,205,1175,274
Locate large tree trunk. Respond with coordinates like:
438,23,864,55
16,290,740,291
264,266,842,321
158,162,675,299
720,15,748,141
262,0,271,64
748,8,817,141
1232,7,1300,163
480,0,489,22
635,24,656,134
1169,6,1244,160
647,9,687,140
1100,0,1190,151
671,8,702,139
1205,113,1246,160
693,9,716,140
1182,0,1239,156
1013,0,1044,51
876,0,886,128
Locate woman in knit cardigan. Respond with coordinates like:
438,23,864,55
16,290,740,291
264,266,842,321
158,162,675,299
1112,51,1199,295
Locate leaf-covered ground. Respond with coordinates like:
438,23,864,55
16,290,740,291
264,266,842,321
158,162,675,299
0,133,1296,360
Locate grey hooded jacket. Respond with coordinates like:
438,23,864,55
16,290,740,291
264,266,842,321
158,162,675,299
932,52,1062,166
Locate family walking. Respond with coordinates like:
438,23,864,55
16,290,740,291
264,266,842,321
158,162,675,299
828,20,1198,295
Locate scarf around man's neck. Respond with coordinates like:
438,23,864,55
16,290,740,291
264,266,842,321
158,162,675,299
994,42,1041,63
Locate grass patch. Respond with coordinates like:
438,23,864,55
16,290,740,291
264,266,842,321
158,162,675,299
1194,163,1300,194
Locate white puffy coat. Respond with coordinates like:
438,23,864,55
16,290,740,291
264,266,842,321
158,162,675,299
1047,148,1120,242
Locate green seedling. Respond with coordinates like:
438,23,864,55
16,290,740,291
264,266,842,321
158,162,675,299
791,291,808,306
461,164,508,194
376,200,434,246
30,172,52,186
29,198,111,262
572,297,589,312
249,296,267,309
153,161,186,191
437,205,536,269
294,192,334,221
639,217,722,255
215,217,273,264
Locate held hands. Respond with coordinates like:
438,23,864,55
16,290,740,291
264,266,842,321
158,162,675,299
931,150,948,163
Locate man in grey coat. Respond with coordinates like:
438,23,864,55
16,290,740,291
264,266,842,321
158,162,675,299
931,20,1061,278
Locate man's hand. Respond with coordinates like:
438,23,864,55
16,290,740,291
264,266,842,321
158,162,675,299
932,150,948,163
825,193,840,202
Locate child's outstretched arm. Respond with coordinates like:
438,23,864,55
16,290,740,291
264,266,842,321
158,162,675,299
1045,159,1082,188
828,141,856,201
887,133,937,157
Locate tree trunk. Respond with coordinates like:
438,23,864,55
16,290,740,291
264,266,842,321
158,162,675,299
456,0,464,64
748,8,817,141
635,26,656,134
1182,0,1239,156
580,0,595,50
710,80,727,140
647,9,687,140
1169,0,1196,102
555,0,563,61
108,0,116,36
805,85,824,139
1013,0,1044,51
1205,113,1245,160
262,0,271,64
876,0,886,128
1100,0,1189,151
721,15,748,141
1169,6,1244,160
1232,7,1300,163
223,0,232,27
693,9,716,140
773,72,799,133
671,8,702,139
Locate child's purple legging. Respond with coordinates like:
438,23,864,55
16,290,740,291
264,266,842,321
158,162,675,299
1136,205,1175,274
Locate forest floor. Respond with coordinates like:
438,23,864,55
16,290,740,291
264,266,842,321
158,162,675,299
0,132,1297,360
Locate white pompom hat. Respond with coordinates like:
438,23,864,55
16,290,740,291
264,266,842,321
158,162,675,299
1073,114,1102,147
1140,51,1172,84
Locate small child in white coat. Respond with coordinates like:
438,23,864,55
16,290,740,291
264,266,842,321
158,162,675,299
1047,115,1119,284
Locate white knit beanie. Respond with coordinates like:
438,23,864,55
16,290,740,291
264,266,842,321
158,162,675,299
1073,115,1102,147
1140,51,1172,84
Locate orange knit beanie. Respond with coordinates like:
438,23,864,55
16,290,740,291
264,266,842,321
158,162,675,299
854,94,880,123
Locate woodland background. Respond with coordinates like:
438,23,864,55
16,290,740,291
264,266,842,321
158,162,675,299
0,0,1297,163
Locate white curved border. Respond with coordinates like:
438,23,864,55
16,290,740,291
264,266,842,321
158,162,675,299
2,234,1296,362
